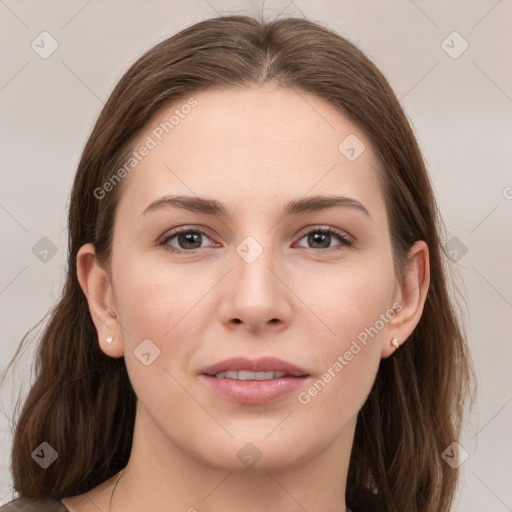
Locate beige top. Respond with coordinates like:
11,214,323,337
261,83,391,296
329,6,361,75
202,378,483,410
1,496,355,511
0,497,68,511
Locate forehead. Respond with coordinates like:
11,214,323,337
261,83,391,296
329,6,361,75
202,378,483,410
116,84,384,219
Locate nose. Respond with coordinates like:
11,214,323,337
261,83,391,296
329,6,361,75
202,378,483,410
218,240,293,333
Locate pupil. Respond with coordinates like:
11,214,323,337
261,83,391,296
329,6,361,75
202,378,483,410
180,232,201,249
310,232,329,248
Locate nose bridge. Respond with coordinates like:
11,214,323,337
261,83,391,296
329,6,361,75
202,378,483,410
222,232,291,328
233,233,280,301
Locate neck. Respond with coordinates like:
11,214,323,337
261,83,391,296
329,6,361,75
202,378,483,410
110,407,355,512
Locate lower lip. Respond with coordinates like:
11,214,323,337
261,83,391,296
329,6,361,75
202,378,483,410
200,375,309,405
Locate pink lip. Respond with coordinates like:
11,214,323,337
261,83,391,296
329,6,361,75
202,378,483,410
200,356,309,377
199,356,310,405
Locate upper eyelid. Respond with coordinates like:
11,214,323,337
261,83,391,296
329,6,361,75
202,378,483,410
161,226,214,241
295,225,353,241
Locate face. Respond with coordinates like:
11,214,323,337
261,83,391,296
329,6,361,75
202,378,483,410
103,84,402,471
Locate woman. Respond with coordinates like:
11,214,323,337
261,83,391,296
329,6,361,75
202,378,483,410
1,13,473,512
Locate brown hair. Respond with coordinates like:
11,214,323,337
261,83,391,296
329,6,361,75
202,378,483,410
1,14,474,512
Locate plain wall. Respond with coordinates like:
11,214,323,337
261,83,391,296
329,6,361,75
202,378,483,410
1,1,511,510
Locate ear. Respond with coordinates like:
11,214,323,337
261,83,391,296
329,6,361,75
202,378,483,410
381,240,430,358
76,243,124,358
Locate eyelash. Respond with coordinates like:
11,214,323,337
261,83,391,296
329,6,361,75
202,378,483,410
159,226,355,255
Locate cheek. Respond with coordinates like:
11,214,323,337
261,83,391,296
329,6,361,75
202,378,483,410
111,255,201,388
112,262,201,426
301,253,394,341
295,344,380,452
113,253,197,340
295,285,386,441
294,258,393,417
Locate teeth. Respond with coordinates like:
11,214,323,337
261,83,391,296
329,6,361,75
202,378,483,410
214,370,288,380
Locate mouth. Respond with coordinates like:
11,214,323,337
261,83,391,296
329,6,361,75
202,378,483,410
209,370,295,380
200,356,309,378
199,356,310,405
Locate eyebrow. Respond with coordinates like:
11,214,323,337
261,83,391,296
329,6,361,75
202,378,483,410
140,194,371,219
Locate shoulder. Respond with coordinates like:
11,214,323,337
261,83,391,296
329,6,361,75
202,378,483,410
0,496,69,511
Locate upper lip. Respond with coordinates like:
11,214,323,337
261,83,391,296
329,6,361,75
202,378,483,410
200,357,309,377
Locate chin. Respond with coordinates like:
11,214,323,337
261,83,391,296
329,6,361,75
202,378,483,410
191,429,319,474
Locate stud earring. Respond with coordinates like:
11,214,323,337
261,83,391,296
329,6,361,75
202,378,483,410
391,337,400,349
106,336,113,344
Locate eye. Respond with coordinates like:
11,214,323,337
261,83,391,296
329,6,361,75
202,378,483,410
294,226,354,252
160,227,216,253
159,225,354,254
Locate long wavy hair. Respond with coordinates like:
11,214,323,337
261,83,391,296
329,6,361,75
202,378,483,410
1,14,474,512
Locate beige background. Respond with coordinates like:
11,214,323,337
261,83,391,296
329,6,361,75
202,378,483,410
1,1,511,510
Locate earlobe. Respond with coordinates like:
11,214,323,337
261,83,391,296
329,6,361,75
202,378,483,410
76,243,124,358
381,240,430,359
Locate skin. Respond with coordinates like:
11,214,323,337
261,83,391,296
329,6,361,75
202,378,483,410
65,83,429,512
